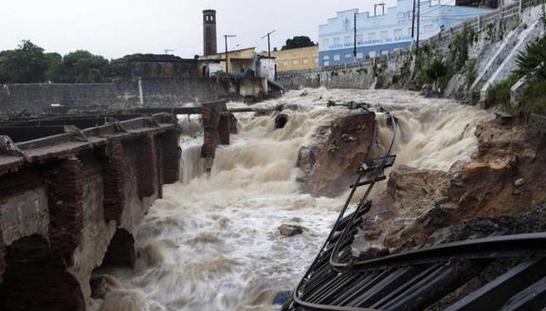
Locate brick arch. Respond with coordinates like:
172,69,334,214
0,234,85,311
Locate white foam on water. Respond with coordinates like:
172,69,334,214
98,88,491,311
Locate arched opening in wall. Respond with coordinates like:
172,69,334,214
100,228,135,270
0,234,85,311
90,229,135,300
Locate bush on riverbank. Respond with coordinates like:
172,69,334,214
410,27,476,92
487,35,546,114
485,74,520,109
520,79,546,114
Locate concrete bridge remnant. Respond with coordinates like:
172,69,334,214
0,114,181,310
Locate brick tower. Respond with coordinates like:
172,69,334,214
203,10,217,56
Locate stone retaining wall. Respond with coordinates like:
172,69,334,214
0,78,226,114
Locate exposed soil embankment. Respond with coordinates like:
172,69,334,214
294,89,544,255
355,117,546,255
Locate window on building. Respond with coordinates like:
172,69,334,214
314,58,319,63
324,61,330,66
394,28,402,40
344,35,352,46
345,53,353,58
334,54,341,61
333,37,340,47
323,55,330,61
356,52,364,59
303,58,309,64
293,60,299,65
283,61,289,66
369,32,377,41
424,24,433,33
369,51,377,58
381,30,389,40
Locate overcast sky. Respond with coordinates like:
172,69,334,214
1,0,411,59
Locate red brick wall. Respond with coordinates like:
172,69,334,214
160,131,181,184
46,157,84,266
100,142,126,224
136,135,158,198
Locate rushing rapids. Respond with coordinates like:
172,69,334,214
94,88,492,311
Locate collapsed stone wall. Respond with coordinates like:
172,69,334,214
0,130,180,310
0,78,226,114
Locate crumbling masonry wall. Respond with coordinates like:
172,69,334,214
0,126,181,310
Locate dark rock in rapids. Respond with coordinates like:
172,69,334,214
279,224,304,237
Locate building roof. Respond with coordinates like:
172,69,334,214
122,54,196,63
201,47,256,59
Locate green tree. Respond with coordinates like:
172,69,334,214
61,50,110,82
0,40,48,83
44,52,63,82
281,36,316,50
515,36,546,79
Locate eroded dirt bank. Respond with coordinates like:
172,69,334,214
292,89,545,258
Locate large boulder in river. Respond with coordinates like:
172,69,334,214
279,224,304,237
297,111,376,197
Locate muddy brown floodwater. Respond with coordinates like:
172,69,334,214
94,88,491,311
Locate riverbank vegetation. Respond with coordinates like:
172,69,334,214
486,35,546,114
399,27,478,93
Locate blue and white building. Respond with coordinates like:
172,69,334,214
318,0,493,67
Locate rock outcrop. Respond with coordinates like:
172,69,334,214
279,224,305,237
297,111,376,197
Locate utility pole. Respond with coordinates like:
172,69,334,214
498,0,503,35
416,0,421,69
164,49,174,55
224,34,236,74
262,30,276,57
411,0,416,38
518,0,522,22
353,12,357,62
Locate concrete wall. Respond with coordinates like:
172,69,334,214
278,57,402,90
0,78,226,114
277,66,375,90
